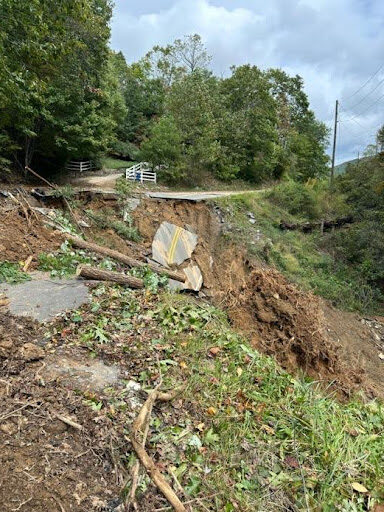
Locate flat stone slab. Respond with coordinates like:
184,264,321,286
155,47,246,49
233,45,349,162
43,355,119,392
0,277,90,322
152,221,198,267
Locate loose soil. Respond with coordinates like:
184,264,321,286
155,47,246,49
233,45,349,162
0,311,122,512
0,201,60,267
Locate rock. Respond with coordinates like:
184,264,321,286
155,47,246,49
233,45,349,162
19,343,45,361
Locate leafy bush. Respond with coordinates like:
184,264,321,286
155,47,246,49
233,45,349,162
86,207,140,242
267,181,320,220
110,140,140,161
0,261,31,284
38,241,94,278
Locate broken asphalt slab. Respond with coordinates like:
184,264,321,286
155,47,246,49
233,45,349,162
152,221,198,267
0,275,90,322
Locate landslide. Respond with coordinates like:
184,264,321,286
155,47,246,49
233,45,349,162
133,198,384,398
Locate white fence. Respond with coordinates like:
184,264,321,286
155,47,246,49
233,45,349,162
126,162,157,184
66,160,93,173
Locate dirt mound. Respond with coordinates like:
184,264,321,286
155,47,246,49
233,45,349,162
0,204,60,266
0,311,121,512
228,269,363,391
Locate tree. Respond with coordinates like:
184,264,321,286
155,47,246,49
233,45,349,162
0,0,119,174
266,69,330,180
166,70,220,179
219,65,279,182
140,115,183,181
173,34,211,73
144,34,211,86
376,125,384,152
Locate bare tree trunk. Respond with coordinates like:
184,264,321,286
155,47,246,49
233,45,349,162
65,234,186,283
76,265,144,288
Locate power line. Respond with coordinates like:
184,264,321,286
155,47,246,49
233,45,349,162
345,75,384,111
342,62,384,102
354,91,384,118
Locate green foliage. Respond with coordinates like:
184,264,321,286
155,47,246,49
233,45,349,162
0,261,31,284
267,181,320,220
129,267,169,293
0,0,122,173
38,241,94,278
135,292,384,510
85,207,140,242
140,115,183,181
331,154,384,285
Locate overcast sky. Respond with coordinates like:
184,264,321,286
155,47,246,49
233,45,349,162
111,0,384,164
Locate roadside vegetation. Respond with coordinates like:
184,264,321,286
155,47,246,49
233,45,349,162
50,284,384,511
216,158,384,314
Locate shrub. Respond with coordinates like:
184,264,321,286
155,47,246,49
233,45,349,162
267,181,320,220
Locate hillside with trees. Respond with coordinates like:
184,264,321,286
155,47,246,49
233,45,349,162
0,3,329,183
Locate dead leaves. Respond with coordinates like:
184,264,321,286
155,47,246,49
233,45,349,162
351,482,369,494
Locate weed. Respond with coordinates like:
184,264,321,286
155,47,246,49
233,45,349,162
129,266,169,293
0,261,31,284
85,208,140,242
154,294,384,511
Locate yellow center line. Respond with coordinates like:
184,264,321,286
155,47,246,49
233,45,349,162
168,226,182,264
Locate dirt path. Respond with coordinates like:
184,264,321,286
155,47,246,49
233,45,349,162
69,171,266,199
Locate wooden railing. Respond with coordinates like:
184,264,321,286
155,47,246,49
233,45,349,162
126,162,157,184
66,160,93,173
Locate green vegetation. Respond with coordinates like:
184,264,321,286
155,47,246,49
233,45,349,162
101,157,132,170
0,0,124,174
54,286,384,510
0,4,330,184
0,261,31,284
85,207,140,242
154,294,384,511
38,241,95,278
216,181,383,313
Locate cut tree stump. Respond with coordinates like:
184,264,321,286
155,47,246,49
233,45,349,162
65,234,186,283
76,265,144,288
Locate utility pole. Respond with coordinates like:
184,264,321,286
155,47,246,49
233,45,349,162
330,99,339,184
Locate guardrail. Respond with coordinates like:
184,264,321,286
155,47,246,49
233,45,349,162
66,160,93,173
126,162,157,184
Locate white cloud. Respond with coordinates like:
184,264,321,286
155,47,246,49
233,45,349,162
111,0,384,163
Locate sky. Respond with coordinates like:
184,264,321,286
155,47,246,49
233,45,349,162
110,0,384,164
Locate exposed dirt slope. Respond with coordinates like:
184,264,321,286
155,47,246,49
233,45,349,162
133,198,384,398
0,203,60,266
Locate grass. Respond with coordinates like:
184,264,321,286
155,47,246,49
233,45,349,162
151,293,384,510
52,286,384,511
214,192,383,314
101,157,134,170
85,207,140,243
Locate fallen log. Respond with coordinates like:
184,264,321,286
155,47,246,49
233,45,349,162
66,234,186,283
279,216,354,233
76,265,144,288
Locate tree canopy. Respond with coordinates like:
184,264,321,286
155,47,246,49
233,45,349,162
0,10,329,182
